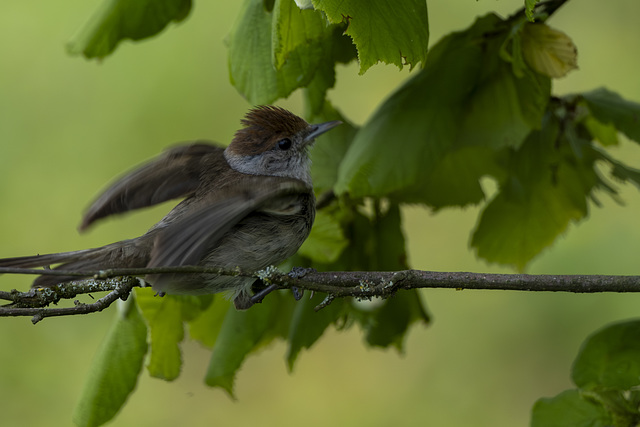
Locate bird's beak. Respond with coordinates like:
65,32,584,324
304,120,342,143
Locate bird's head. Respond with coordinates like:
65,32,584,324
224,106,341,185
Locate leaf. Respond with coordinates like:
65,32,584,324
607,160,640,191
370,203,408,271
272,0,325,69
521,23,578,78
307,101,357,193
303,29,356,117
582,88,640,144
355,205,430,349
572,320,640,390
228,0,319,104
335,13,549,207
417,146,503,208
583,116,619,147
287,201,430,363
313,0,429,74
188,297,231,348
471,115,600,270
294,0,314,9
205,294,291,396
298,209,348,263
458,65,550,149
525,0,541,22
335,15,491,201
67,0,191,59
363,290,429,351
135,288,184,381
72,299,148,427
229,0,351,105
286,293,347,370
472,185,583,270
531,390,613,427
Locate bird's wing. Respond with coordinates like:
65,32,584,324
80,142,225,230
147,176,310,270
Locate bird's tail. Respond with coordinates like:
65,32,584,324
0,240,148,288
0,248,102,269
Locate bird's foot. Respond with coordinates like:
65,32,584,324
288,266,316,279
288,267,316,301
249,283,279,306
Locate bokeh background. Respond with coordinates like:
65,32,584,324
1,1,639,425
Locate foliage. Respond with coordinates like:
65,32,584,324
72,299,148,427
54,0,640,426
532,320,640,427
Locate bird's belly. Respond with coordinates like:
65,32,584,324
162,214,310,296
203,213,311,271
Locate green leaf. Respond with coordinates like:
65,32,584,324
205,294,289,396
286,293,347,370
72,299,148,427
521,23,578,78
229,0,350,104
289,23,357,117
472,182,582,270
590,145,640,191
295,0,314,9
335,15,490,201
499,19,527,78
609,162,640,191
370,203,408,271
67,0,191,59
417,146,503,208
330,208,377,271
336,13,549,207
582,88,640,144
348,205,430,350
525,0,541,22
228,0,315,104
272,0,325,69
188,297,231,348
583,116,619,147
289,201,430,359
313,0,429,74
363,290,429,351
298,209,348,263
572,320,640,390
173,294,214,322
459,68,531,148
135,288,184,381
471,114,600,270
307,102,357,193
531,390,613,427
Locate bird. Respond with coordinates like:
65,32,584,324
0,106,341,309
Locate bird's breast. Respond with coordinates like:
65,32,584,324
201,192,315,271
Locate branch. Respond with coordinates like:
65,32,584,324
0,276,139,324
1,266,639,321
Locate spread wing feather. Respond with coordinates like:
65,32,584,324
80,142,224,230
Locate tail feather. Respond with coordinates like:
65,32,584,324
0,248,102,269
0,239,151,288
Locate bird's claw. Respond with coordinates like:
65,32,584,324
249,283,279,306
288,267,316,279
292,286,304,301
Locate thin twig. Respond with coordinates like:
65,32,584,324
1,276,139,324
2,266,640,321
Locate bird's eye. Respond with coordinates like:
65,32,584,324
277,138,292,150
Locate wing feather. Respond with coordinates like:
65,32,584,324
146,177,310,287
80,142,224,230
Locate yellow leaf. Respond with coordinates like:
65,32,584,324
521,23,578,78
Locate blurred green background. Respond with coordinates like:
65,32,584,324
1,1,639,425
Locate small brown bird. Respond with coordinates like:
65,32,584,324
0,106,341,309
